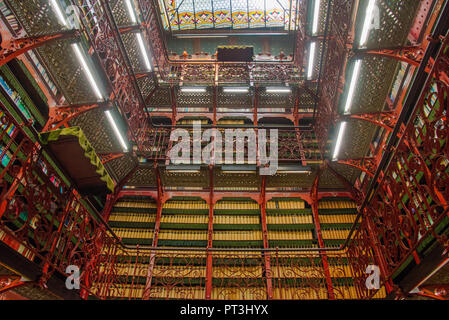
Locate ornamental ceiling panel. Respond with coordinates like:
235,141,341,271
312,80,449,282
266,169,318,189
147,87,171,108
214,169,260,190
162,166,209,188
365,0,422,48
68,107,122,154
104,153,138,183
127,167,157,186
6,0,62,36
36,40,97,103
120,32,146,74
111,0,132,26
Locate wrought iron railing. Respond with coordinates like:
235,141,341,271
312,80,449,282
347,34,449,299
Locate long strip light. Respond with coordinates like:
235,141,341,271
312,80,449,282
136,33,152,71
50,0,69,27
72,43,103,100
333,122,347,160
307,42,316,80
125,0,152,71
312,0,321,34
105,110,128,152
125,0,137,23
307,0,320,80
180,87,207,93
266,87,291,93
223,87,249,93
343,60,362,114
359,0,376,47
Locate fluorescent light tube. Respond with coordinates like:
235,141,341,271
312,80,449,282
266,87,291,93
180,87,207,93
312,0,321,34
333,122,347,160
105,110,128,152
307,42,316,80
343,60,361,114
125,0,137,23
50,0,68,27
136,33,152,71
72,43,103,100
359,0,376,47
223,87,249,93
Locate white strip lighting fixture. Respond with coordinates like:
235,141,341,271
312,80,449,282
333,122,347,160
223,87,249,93
105,110,128,152
125,0,152,71
359,0,376,47
72,43,103,100
312,0,321,34
266,87,291,93
307,0,320,80
343,60,362,114
50,0,69,27
180,87,207,93
136,33,152,71
307,42,316,80
125,0,137,23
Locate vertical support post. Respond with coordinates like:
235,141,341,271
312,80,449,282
213,85,217,126
310,172,335,300
142,165,164,300
260,176,273,299
205,165,214,299
294,89,307,166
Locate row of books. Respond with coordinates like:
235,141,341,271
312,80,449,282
158,230,208,241
318,214,357,224
266,215,313,225
113,228,154,239
215,201,259,210
214,215,260,224
213,230,263,241
164,201,209,209
161,215,209,224
321,229,351,240
318,201,357,209
109,213,157,223
267,230,313,240
115,201,157,208
266,200,305,209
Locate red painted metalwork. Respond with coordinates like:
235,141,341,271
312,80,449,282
75,0,149,153
260,176,273,299
310,172,335,300
103,164,139,221
44,102,108,131
142,165,164,300
315,0,355,154
0,101,109,297
413,284,449,300
339,111,398,132
347,35,449,299
205,165,214,299
136,0,307,84
408,0,436,44
325,161,363,205
356,46,428,70
0,275,29,294
337,157,377,178
0,30,79,67
98,153,125,165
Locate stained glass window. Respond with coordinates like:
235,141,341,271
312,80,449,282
159,0,297,31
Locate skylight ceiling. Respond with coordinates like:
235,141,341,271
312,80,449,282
159,0,298,31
